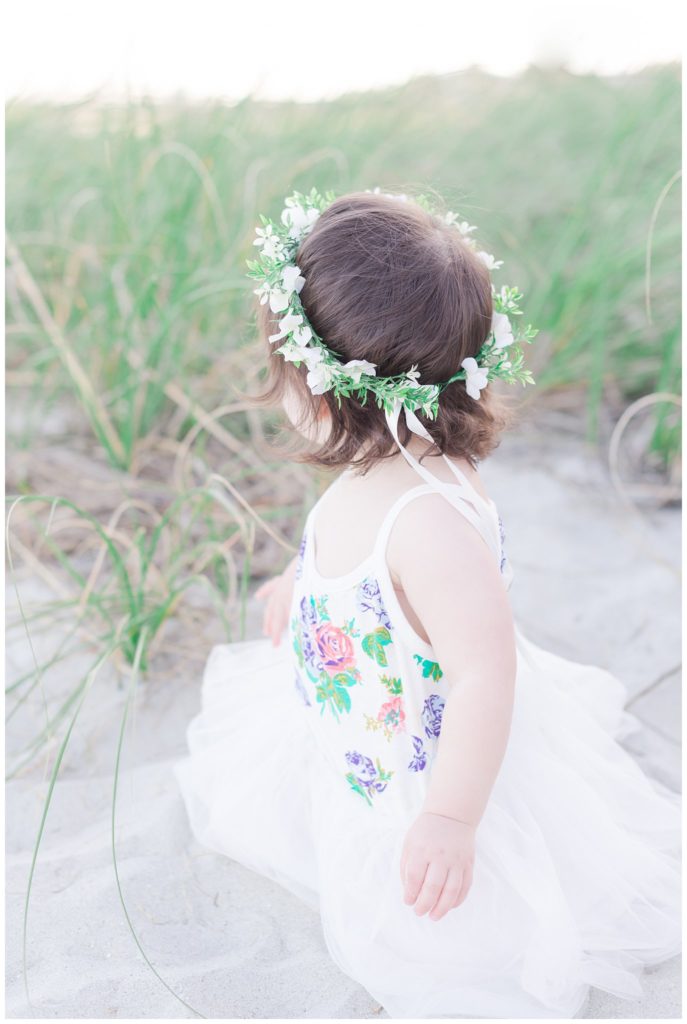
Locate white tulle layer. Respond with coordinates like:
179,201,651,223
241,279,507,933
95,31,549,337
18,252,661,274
174,624,681,1019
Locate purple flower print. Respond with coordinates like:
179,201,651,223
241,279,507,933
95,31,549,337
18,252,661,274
355,577,393,631
408,735,427,772
345,751,388,794
498,515,506,574
344,750,393,805
298,596,323,675
293,669,311,707
300,595,318,628
295,532,307,580
421,693,446,739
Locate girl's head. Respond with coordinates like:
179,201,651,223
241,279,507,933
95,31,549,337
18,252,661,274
248,190,515,474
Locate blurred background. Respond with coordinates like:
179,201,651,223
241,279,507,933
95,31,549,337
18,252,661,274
4,1,683,1018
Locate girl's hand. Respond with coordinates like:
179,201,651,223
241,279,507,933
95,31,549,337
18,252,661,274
400,811,475,922
254,557,298,647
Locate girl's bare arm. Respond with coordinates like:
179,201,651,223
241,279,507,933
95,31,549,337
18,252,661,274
388,494,517,827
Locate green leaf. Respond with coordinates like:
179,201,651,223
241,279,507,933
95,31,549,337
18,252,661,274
332,670,358,689
362,626,392,666
413,654,443,681
379,673,403,695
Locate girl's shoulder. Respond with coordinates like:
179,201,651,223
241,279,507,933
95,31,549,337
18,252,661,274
384,487,501,587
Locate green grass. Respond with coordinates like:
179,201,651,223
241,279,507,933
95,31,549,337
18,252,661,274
6,64,681,468
4,66,681,1014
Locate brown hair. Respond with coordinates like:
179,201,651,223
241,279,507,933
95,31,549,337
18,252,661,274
241,189,517,475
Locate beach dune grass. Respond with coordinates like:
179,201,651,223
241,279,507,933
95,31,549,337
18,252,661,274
4,65,681,1016
5,65,681,470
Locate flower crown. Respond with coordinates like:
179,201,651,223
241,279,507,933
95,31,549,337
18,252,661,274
246,186,538,420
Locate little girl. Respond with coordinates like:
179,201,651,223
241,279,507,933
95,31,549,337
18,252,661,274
174,189,681,1019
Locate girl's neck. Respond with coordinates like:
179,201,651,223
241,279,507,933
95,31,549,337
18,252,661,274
348,434,476,481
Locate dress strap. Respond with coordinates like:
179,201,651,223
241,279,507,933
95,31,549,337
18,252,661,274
371,484,439,561
384,399,502,566
371,482,501,575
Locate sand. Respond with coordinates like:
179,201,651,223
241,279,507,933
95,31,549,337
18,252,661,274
6,424,681,1018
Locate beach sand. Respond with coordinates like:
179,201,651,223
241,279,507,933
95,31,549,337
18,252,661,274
6,425,681,1018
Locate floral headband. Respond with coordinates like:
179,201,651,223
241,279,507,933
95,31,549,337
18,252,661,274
246,186,538,420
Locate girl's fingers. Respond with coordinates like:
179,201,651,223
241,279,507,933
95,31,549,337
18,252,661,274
412,861,448,917
262,599,288,646
402,855,428,906
452,862,473,909
428,866,464,921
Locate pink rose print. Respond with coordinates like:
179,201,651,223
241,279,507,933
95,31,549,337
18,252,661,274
315,623,357,677
378,696,406,733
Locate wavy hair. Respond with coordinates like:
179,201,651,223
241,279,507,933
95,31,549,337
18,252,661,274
241,189,518,475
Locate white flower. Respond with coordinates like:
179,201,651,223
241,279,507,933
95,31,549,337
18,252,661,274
340,359,377,383
292,322,313,344
366,187,408,202
268,264,306,312
268,312,304,344
477,251,504,271
254,224,287,260
280,339,319,364
457,220,477,237
253,281,271,305
445,212,478,238
261,236,287,260
281,264,305,294
281,203,320,240
253,224,275,248
306,360,337,395
461,356,489,400
268,289,290,313
303,346,324,369
405,364,422,383
491,311,514,350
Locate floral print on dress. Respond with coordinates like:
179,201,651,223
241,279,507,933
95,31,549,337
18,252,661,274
344,750,394,806
498,515,507,574
294,530,307,581
293,669,311,707
355,577,394,631
289,539,462,806
421,693,446,739
364,695,406,740
408,734,428,772
362,626,393,666
291,593,363,721
413,654,444,682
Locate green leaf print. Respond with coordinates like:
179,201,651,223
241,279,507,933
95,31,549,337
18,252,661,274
315,670,359,720
344,756,394,807
342,616,361,638
290,615,305,669
379,674,403,695
413,653,444,681
345,772,373,806
315,595,330,621
331,670,360,690
362,626,392,666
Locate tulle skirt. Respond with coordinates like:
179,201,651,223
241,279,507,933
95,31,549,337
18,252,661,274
173,624,681,1019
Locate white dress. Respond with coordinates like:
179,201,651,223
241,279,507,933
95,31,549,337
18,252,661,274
174,464,681,1019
